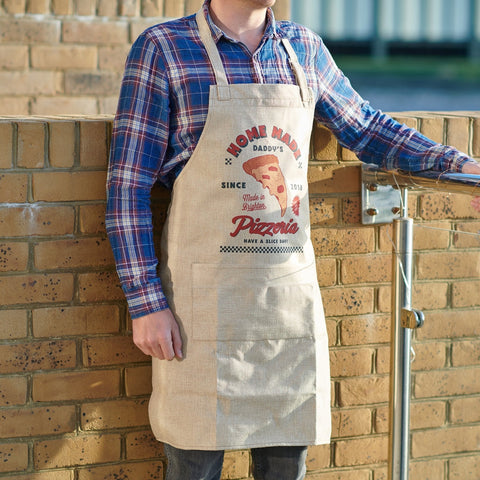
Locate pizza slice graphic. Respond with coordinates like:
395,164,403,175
243,154,288,216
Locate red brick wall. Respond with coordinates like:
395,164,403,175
0,113,480,479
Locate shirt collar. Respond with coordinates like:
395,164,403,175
201,0,278,44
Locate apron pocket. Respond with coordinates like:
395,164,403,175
191,263,318,341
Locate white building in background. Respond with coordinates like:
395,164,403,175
291,0,480,58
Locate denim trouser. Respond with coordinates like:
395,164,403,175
164,444,308,480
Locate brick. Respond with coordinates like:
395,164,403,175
0,18,60,43
1,405,76,438
79,204,106,234
0,96,30,116
48,120,76,168
416,309,480,340
335,435,388,467
33,369,120,402
99,96,119,114
77,462,164,480
412,425,480,458
412,282,449,310
0,273,74,306
0,173,28,202
452,339,480,367
0,122,13,169
6,472,74,480
452,280,480,308
305,445,331,471
411,341,446,371
305,471,370,480
420,116,444,144
338,375,389,406
82,335,148,367
0,310,28,340
0,45,28,70
309,197,338,226
342,196,361,224
0,242,29,272
375,346,389,375
34,237,114,270
0,442,28,473
164,0,184,17
141,0,163,16
412,221,451,250
78,271,124,302
33,305,120,337
82,398,149,430
377,285,390,313
420,192,480,220
26,0,50,14
414,367,480,398
125,365,152,396
63,21,129,45
32,171,107,201
411,401,447,430
341,147,359,162
98,45,131,71
126,430,164,460
315,256,336,287
2,0,26,14
119,0,140,16
330,408,371,438
0,205,75,237
311,122,339,161
17,121,46,169
341,254,391,285
79,121,108,167
417,251,479,280
409,459,445,480
52,0,74,15
339,314,390,346
330,348,373,377
32,96,99,116
311,227,374,255
31,45,98,70
391,115,418,130
222,450,250,479
97,0,119,16
321,287,375,317
473,118,480,158
454,221,480,248
450,455,480,480
76,0,96,15
0,340,76,374
446,116,470,153
451,397,480,424
308,164,361,194
130,19,162,39
0,376,27,407
65,71,122,96
34,434,121,469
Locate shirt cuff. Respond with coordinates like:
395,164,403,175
123,278,169,319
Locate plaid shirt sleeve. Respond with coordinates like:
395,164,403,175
106,32,170,318
310,36,474,173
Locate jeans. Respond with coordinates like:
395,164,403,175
164,444,308,480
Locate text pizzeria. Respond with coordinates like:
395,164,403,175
226,125,302,160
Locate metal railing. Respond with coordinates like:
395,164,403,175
361,165,480,480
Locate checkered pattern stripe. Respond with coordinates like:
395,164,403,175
220,245,303,254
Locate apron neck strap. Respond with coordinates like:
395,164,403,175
195,8,312,104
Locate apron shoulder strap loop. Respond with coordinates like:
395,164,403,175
196,9,230,98
281,38,313,105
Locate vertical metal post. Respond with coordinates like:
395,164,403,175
388,188,413,480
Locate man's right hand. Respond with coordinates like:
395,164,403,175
132,309,183,361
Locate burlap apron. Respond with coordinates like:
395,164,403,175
149,10,331,450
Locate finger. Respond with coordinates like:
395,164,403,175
171,324,183,359
158,335,176,361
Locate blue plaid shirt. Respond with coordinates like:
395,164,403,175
106,0,473,319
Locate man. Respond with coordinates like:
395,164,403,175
106,1,480,479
